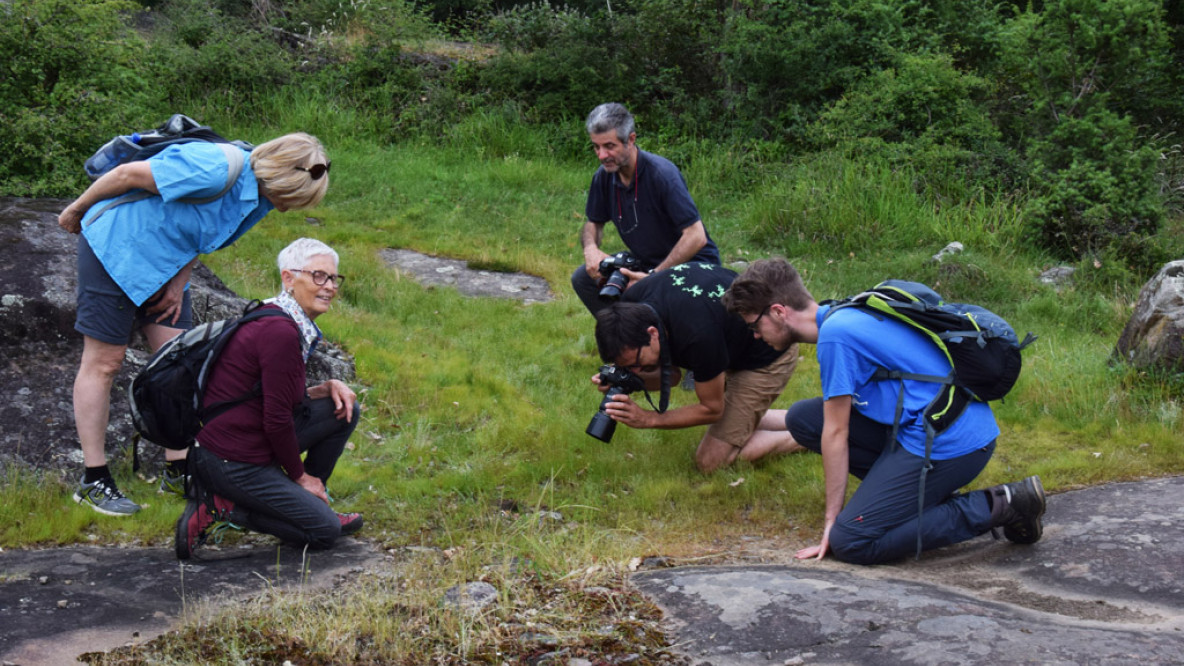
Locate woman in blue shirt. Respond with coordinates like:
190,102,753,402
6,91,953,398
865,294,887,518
58,132,330,517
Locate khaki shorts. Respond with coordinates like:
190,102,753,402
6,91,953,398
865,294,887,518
705,344,800,448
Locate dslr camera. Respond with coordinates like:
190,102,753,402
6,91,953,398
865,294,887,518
598,251,644,300
586,364,647,443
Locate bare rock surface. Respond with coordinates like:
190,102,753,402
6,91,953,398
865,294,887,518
0,197,354,476
1113,259,1184,374
0,538,383,665
380,247,553,303
634,476,1184,665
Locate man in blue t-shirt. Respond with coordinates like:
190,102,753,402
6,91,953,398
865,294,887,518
573,103,721,314
592,263,799,473
722,258,1047,565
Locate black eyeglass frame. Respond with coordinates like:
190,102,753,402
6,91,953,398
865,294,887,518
746,305,771,331
296,162,331,180
290,268,346,286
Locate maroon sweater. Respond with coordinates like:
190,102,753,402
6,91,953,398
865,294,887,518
197,306,307,480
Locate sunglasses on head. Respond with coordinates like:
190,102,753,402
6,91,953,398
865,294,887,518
296,162,331,180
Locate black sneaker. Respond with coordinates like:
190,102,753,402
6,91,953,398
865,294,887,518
988,475,1046,544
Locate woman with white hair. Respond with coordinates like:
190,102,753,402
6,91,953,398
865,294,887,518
176,237,362,560
59,132,332,516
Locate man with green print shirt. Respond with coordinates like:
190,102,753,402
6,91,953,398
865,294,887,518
592,263,800,472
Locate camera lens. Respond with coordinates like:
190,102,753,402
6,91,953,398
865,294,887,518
586,410,617,442
599,270,629,300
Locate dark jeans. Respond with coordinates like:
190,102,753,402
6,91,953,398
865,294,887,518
786,397,995,565
190,396,360,549
572,265,611,315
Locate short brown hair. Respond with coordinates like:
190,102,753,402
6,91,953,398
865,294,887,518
722,258,813,316
251,132,329,210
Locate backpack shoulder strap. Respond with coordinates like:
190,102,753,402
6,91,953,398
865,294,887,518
178,143,246,205
197,304,293,426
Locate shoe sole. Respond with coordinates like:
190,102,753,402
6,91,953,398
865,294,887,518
73,491,140,517
1004,475,1046,544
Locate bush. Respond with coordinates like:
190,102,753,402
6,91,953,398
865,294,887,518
810,51,1018,201
146,0,297,118
0,0,158,196
1024,107,1163,261
475,0,725,136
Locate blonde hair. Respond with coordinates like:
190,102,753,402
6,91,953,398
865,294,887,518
251,132,329,211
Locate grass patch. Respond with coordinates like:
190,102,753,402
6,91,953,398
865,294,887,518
19,130,1184,661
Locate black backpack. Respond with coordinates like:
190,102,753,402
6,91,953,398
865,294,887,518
129,302,289,453
823,280,1037,555
84,114,254,222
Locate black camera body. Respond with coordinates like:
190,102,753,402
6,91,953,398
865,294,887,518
586,364,647,443
598,251,645,300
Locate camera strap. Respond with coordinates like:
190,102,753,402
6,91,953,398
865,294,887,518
641,303,672,413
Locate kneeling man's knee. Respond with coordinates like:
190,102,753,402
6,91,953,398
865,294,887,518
827,523,876,565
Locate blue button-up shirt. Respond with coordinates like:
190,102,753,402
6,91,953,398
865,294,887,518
81,142,274,305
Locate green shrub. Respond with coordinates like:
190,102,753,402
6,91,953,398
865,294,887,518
476,0,725,137
0,0,158,196
147,0,297,117
720,0,934,144
998,0,1175,261
1023,107,1163,261
810,51,1019,201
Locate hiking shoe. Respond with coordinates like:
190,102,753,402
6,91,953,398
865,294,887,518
74,477,141,516
338,512,364,536
159,468,187,497
987,475,1046,545
175,498,215,560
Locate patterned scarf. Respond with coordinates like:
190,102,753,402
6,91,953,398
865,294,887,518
265,289,322,361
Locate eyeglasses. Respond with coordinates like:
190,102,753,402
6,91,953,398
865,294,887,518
295,162,331,180
626,347,658,374
291,269,346,286
747,305,771,331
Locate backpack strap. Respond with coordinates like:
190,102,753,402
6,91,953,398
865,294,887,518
197,303,293,429
84,143,248,225
876,368,950,559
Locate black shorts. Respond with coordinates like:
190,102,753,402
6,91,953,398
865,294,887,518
75,235,193,345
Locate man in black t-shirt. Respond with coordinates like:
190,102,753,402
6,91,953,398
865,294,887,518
593,263,800,472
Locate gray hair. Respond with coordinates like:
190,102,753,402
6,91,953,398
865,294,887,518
586,103,635,143
277,237,339,272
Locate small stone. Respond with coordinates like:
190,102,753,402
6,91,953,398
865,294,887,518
38,576,48,585
930,241,964,263
57,600,69,608
443,581,499,613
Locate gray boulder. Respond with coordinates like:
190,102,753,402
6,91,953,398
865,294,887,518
1112,260,1184,374
0,197,355,475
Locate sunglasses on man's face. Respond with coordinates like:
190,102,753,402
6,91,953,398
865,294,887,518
296,162,331,180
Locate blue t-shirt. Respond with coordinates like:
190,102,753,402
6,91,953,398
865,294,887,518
622,263,780,381
585,149,720,269
816,304,999,459
81,143,274,306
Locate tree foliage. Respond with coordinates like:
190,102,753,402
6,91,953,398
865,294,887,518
1,0,1182,266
